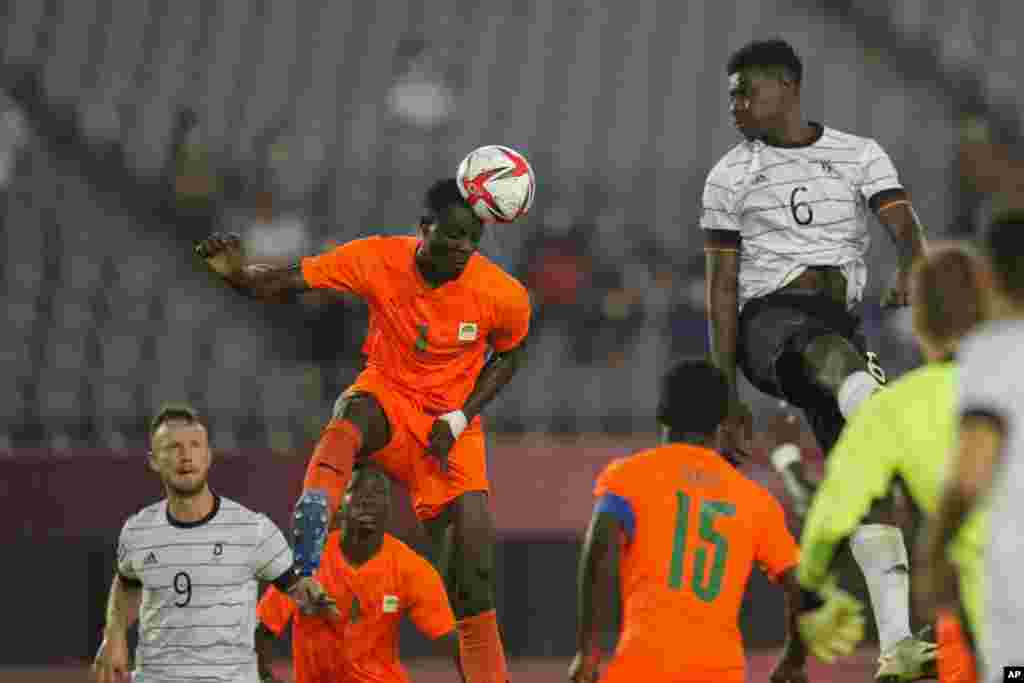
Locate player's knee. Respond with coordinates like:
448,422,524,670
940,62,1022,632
801,333,867,393
331,393,389,452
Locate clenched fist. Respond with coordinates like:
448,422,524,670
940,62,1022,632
195,232,245,279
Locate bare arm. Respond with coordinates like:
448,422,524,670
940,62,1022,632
462,343,526,421
103,573,141,639
195,233,310,302
254,622,281,682
871,190,927,307
573,510,619,679
778,569,809,665
705,231,741,399
93,574,141,682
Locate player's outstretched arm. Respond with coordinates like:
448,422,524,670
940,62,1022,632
92,574,140,683
194,232,310,302
871,190,927,308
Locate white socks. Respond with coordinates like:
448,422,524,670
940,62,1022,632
837,370,881,419
850,524,912,653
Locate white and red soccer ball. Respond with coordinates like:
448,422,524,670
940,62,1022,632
456,145,536,224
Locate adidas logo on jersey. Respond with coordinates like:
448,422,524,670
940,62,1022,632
144,551,158,565
751,173,769,185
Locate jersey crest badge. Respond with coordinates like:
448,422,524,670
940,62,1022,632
144,551,159,565
213,542,224,557
458,322,479,342
751,173,769,185
382,595,400,613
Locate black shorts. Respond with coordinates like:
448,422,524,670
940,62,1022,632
738,290,885,453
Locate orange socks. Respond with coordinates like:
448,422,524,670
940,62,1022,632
457,609,508,683
936,612,977,683
302,419,362,516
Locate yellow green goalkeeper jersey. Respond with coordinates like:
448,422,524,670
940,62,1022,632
796,361,986,640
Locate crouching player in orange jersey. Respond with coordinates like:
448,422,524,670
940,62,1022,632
571,359,867,683
197,179,530,683
255,464,462,683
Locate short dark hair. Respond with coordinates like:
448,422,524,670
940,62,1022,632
911,242,985,348
656,359,729,435
423,177,471,224
149,402,203,437
983,210,1024,300
727,39,803,83
349,461,392,493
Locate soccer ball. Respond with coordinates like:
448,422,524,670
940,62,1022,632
456,145,536,224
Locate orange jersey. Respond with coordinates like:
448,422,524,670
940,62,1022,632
594,444,799,677
302,236,531,412
257,532,455,683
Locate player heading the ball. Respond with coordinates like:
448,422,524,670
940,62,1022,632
196,169,534,683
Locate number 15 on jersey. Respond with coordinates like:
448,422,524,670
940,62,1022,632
668,492,736,602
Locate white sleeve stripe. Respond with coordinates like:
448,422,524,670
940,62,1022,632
132,542,256,551
705,182,732,192
864,173,899,184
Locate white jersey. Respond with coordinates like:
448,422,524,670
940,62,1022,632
959,319,1024,682
117,496,294,683
700,124,903,309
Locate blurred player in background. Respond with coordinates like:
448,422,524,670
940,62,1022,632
92,404,334,683
255,464,462,683
701,38,930,672
196,178,530,683
769,244,986,683
918,212,1024,681
570,359,865,683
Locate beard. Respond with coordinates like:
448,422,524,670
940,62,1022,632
166,476,208,498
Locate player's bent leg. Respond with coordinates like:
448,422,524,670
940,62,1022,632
800,333,881,419
422,508,458,599
294,393,390,574
449,491,508,683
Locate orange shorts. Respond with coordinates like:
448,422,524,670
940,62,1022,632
937,612,978,683
344,368,489,521
601,657,743,683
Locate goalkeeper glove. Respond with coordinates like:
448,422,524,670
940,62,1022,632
797,576,866,663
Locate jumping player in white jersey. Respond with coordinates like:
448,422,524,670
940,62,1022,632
92,404,336,683
700,39,930,681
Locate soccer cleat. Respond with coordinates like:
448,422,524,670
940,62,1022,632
874,628,939,682
293,490,329,577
